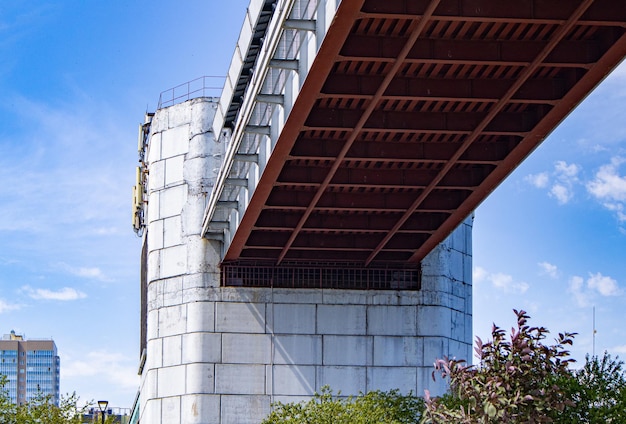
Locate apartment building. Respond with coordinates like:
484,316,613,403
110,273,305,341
0,330,60,405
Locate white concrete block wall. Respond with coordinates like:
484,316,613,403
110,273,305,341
216,364,266,394
221,395,271,424
139,97,473,423
273,335,321,365
222,334,272,364
368,367,417,393
140,98,224,423
269,364,317,395
186,363,215,394
368,306,417,336
182,395,220,424
317,304,366,335
323,335,372,366
373,336,423,366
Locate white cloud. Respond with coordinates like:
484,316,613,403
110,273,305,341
603,202,626,222
587,157,626,201
473,266,488,282
550,183,573,204
22,286,87,301
550,161,580,204
490,272,513,289
62,350,139,391
58,262,111,282
587,157,626,222
0,298,20,313
525,156,626,223
93,227,120,236
587,272,621,297
554,161,581,178
525,161,581,204
569,276,589,307
74,267,105,280
568,273,621,307
525,172,549,188
473,266,529,294
538,261,559,279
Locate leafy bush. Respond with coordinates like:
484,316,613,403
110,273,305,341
422,309,576,423
262,387,424,424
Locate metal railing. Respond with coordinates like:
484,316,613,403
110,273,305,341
221,261,421,290
157,76,225,109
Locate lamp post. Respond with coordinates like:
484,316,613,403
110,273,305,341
97,400,108,424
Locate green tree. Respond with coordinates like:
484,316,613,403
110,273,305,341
556,352,626,423
0,374,115,424
422,309,576,423
262,386,424,424
0,375,15,424
13,392,88,424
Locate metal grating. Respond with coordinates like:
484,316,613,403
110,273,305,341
221,261,421,290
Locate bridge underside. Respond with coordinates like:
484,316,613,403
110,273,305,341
224,0,626,267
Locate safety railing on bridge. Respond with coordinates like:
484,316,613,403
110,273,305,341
157,76,225,109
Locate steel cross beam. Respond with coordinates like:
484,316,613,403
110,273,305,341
364,0,597,266
275,0,443,265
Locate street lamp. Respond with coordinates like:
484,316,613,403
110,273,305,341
97,400,108,424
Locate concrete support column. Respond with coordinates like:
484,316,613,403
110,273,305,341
140,98,223,424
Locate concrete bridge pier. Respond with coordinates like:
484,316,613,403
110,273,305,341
137,98,472,424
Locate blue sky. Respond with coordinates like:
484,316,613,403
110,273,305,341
0,0,249,408
1,0,625,409
473,61,626,362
